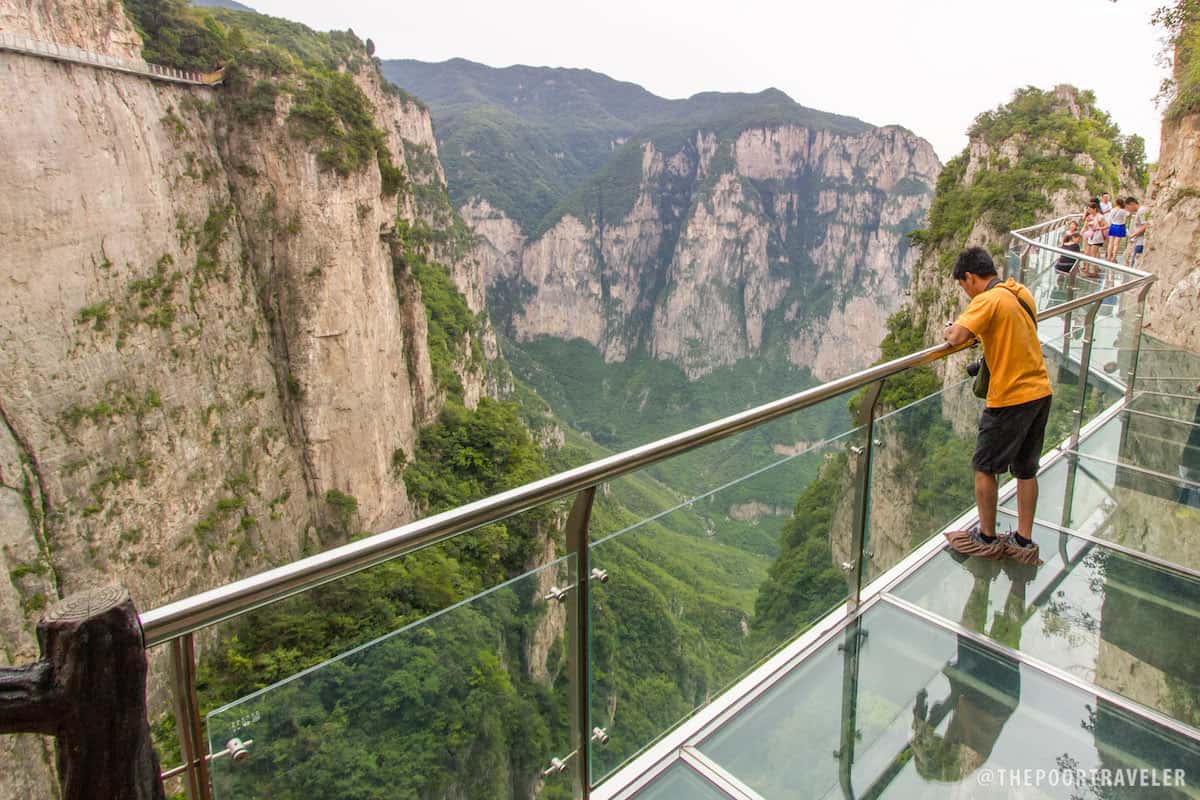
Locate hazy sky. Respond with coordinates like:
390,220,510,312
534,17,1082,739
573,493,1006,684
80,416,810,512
243,0,1171,163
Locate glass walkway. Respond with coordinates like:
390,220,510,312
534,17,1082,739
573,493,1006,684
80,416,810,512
133,217,1198,800
599,353,1200,797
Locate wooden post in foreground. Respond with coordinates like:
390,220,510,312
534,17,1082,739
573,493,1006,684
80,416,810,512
0,586,166,800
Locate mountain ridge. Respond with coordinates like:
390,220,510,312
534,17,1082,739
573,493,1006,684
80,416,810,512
383,57,873,233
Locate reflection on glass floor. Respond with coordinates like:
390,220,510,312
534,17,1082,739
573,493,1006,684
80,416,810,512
894,525,1200,728
617,364,1200,800
632,603,1200,800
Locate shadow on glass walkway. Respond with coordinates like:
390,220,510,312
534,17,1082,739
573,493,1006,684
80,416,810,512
8,217,1196,800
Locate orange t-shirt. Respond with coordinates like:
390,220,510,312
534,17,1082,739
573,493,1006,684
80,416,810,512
955,278,1052,408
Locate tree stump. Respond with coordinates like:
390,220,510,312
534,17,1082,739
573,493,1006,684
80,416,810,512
0,586,165,800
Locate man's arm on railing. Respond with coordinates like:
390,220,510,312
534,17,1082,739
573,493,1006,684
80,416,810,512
943,323,975,347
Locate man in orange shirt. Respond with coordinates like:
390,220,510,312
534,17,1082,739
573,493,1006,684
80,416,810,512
942,247,1052,566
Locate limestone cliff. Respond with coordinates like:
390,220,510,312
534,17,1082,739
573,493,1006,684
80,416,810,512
1141,27,1200,345
0,3,490,796
466,124,940,381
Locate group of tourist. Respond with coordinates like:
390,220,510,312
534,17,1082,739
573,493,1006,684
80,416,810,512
1055,191,1150,277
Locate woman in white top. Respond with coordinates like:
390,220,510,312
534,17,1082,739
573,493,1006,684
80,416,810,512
1105,197,1129,262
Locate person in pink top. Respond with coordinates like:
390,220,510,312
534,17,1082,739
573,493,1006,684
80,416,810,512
1082,199,1106,276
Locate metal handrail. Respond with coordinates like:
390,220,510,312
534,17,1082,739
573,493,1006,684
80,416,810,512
1010,215,1152,280
138,269,1156,646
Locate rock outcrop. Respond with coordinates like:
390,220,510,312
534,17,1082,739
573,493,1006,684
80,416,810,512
467,124,940,381
1141,98,1200,344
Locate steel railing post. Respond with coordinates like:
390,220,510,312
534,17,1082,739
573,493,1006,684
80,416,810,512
835,616,865,800
169,634,212,800
848,380,884,607
1060,271,1078,367
1068,301,1102,450
1123,283,1153,404
565,487,598,798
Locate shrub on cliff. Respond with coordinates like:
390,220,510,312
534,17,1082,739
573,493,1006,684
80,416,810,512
123,0,231,71
908,86,1137,264
124,2,405,195
1156,0,1200,122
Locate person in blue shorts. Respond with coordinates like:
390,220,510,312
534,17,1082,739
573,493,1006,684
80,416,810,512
1105,197,1128,262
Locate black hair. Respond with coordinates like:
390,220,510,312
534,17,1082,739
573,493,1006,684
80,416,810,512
952,246,998,281
1126,196,1139,205
1088,199,1100,209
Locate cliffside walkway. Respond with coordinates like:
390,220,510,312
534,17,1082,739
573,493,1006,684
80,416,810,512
0,31,223,86
5,216,1199,800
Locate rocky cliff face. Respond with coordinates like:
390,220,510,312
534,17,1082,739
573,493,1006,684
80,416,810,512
0,0,142,58
467,124,940,381
0,3,489,796
1141,113,1200,345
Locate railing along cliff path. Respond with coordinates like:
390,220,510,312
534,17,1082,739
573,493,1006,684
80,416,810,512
0,215,1169,800
0,31,223,85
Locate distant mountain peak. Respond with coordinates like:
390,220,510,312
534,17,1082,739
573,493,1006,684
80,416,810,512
381,59,872,233
190,0,256,12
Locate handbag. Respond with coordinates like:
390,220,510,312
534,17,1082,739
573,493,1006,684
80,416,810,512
972,281,1038,399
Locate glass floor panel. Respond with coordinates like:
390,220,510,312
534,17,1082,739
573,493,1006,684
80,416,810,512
1002,453,1200,573
1078,408,1200,482
694,603,1200,799
630,762,730,800
893,527,1200,728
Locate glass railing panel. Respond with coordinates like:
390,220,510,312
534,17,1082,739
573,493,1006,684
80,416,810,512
1128,389,1200,423
629,762,733,800
586,420,863,784
1004,453,1200,572
862,323,1103,584
697,602,1200,800
205,551,576,799
864,377,977,582
1078,408,1200,484
586,394,854,545
1135,334,1200,386
893,523,1200,728
1040,326,1109,449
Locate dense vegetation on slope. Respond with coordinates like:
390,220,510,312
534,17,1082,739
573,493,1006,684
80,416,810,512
383,59,870,233
909,86,1142,268
198,397,573,799
124,0,406,191
1157,0,1200,122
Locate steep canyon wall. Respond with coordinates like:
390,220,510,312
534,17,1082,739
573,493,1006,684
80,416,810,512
0,3,489,795
467,124,940,381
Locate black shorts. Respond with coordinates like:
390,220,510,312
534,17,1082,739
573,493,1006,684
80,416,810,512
973,395,1053,480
